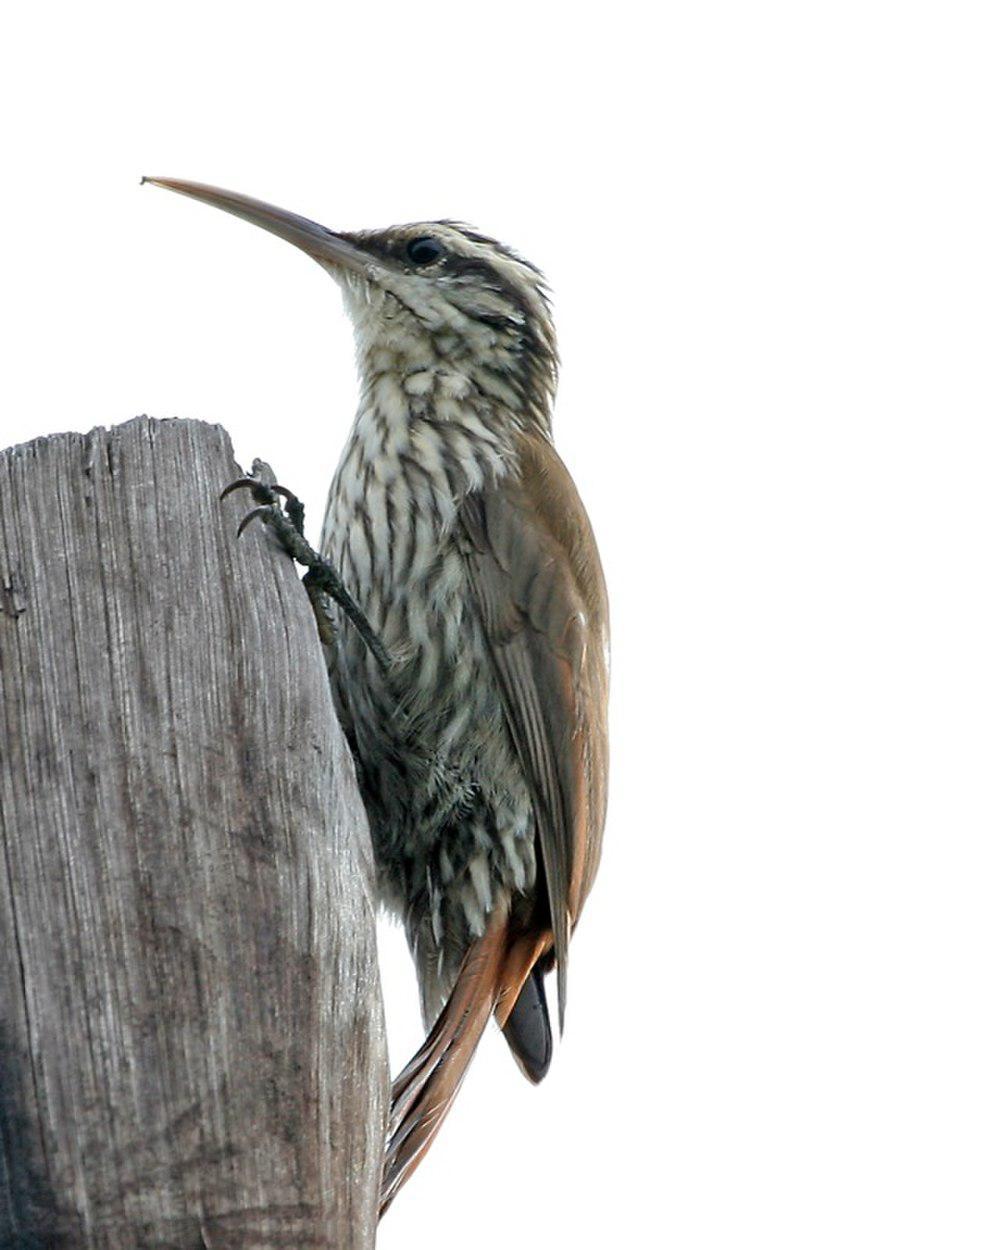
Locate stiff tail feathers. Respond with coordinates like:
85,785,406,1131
381,907,510,1216
380,910,555,1216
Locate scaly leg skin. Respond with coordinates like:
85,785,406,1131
221,475,391,673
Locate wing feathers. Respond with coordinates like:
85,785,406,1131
382,434,608,1213
458,433,608,1029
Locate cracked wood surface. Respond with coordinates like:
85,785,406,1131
0,417,387,1248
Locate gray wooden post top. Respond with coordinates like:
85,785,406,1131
0,417,387,1249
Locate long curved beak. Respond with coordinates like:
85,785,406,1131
142,177,373,275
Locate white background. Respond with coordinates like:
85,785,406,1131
2,3,998,1246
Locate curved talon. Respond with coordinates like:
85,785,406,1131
221,471,387,671
236,504,276,537
271,484,306,535
220,477,274,505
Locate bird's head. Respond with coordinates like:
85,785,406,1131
143,179,557,421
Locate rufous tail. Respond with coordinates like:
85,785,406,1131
381,905,548,1215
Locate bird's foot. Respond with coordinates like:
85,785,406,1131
221,472,391,672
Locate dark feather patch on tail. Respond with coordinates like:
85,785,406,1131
502,964,552,1083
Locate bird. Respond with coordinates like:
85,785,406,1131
144,178,610,1214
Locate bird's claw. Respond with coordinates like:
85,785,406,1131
220,470,392,674
235,504,275,538
271,485,306,536
221,476,306,538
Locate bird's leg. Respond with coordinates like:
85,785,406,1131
221,474,391,673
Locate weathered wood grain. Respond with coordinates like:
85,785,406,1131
0,417,387,1249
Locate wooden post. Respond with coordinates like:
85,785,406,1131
0,417,387,1248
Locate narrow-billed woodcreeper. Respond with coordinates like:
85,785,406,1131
145,178,610,1213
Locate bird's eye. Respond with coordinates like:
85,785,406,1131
406,237,445,266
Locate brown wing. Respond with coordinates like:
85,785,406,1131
459,430,609,1026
